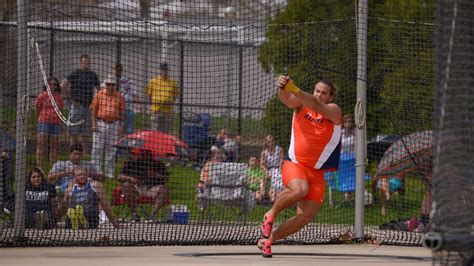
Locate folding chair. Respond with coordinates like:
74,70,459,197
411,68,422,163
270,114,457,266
197,162,256,216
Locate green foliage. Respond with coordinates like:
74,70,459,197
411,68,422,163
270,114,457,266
259,0,435,139
262,96,292,151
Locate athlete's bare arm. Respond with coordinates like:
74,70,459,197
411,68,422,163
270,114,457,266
277,75,341,124
295,92,341,124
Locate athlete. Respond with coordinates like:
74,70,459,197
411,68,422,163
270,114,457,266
258,75,342,258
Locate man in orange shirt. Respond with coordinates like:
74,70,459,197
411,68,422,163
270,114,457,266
257,75,342,258
91,74,125,179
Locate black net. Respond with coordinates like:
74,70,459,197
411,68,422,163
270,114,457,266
429,0,474,265
0,0,437,248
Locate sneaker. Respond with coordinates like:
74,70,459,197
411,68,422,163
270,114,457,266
130,212,141,223
76,205,89,229
260,215,274,239
67,208,79,230
257,238,272,258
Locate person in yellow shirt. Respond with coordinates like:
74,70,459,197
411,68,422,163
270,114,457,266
146,63,179,133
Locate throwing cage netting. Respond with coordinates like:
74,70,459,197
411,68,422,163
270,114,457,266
0,0,443,249
423,0,474,265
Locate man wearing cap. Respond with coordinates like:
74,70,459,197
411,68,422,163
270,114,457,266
145,63,179,133
90,74,125,179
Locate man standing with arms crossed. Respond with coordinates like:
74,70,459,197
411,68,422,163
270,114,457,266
61,54,100,151
258,75,342,258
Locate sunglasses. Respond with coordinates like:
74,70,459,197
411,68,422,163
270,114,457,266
106,83,116,87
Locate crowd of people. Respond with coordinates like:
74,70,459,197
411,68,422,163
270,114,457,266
198,132,284,205
5,54,430,245
22,54,180,229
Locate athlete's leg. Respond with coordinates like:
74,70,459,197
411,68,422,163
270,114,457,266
258,199,321,258
270,199,321,242
264,178,308,219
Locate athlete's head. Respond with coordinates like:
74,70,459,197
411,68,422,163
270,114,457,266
313,79,336,104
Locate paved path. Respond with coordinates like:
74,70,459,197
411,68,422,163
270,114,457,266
0,244,432,266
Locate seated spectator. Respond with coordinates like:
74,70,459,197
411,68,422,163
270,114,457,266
1,146,14,214
60,168,119,229
247,156,267,202
259,134,284,202
48,143,103,195
118,149,170,222
25,167,57,229
35,77,64,169
198,149,225,193
212,128,237,162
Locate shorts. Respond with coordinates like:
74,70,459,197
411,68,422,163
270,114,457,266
282,160,325,204
68,104,91,136
377,178,403,192
37,122,61,136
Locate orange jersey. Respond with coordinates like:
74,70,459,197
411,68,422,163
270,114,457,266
288,106,341,170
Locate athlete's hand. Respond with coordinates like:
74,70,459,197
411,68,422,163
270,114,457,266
276,75,289,89
283,79,300,94
277,75,300,94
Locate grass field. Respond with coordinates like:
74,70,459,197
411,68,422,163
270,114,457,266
3,106,428,227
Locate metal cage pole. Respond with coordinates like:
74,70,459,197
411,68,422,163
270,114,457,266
354,0,368,239
14,0,29,239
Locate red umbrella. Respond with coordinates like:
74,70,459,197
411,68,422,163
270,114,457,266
114,130,189,160
375,130,432,179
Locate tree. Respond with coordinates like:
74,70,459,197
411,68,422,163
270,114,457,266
258,0,357,145
259,0,435,143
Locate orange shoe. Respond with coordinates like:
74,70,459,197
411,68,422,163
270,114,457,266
260,215,274,239
257,238,272,258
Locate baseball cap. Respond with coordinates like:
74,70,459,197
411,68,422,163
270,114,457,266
159,63,168,70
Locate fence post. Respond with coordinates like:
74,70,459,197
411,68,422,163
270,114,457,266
14,0,28,239
178,41,184,139
355,0,368,239
237,46,243,139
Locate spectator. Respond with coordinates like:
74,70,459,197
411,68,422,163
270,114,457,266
259,134,284,203
48,143,103,195
61,54,100,150
118,149,170,222
61,167,119,229
212,128,237,162
247,156,267,202
146,63,179,133
91,74,125,179
113,63,138,134
339,113,356,201
1,145,15,214
25,167,58,229
35,77,64,169
341,113,355,154
198,149,225,193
